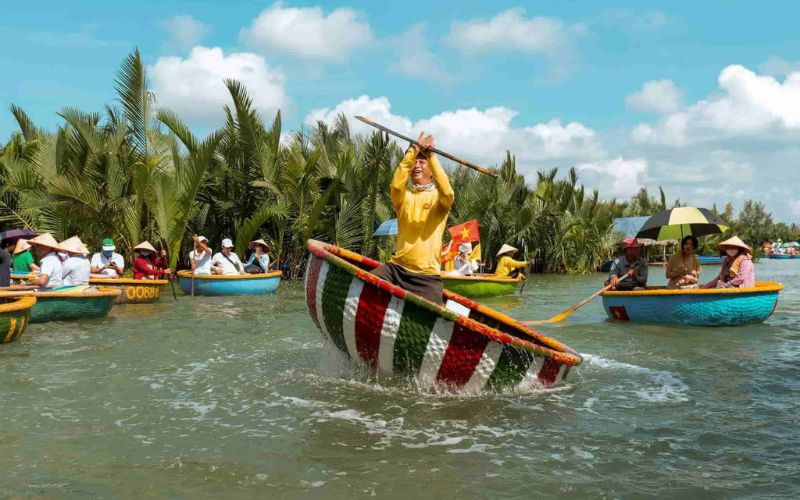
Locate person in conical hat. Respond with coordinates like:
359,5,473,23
370,131,454,304
494,244,529,278
606,237,648,290
59,236,91,287
243,239,270,274
132,241,171,280
701,236,755,289
27,233,65,289
11,238,40,274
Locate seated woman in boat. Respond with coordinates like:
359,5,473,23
666,235,701,289
12,239,39,275
701,236,754,289
494,244,528,278
27,233,64,290
132,241,171,280
243,239,270,274
606,237,648,290
190,235,212,275
59,236,91,287
210,238,245,275
453,242,479,276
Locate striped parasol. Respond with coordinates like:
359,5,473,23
635,207,728,241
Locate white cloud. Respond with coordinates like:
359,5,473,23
603,9,675,31
625,79,684,114
760,56,800,76
388,24,454,84
577,157,647,198
632,64,800,146
304,95,604,167
161,15,209,49
446,8,582,55
150,46,287,124
240,2,373,62
790,199,800,216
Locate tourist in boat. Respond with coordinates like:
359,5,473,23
666,235,701,289
494,244,529,278
606,237,648,290
27,233,64,290
60,236,91,287
453,242,479,276
90,237,125,278
211,238,245,275
0,238,13,287
370,133,454,304
190,235,212,275
243,239,270,274
132,241,171,280
701,236,755,289
12,239,39,274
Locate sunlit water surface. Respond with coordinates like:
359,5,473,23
1,261,798,498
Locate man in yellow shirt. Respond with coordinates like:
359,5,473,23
371,133,454,304
494,244,529,277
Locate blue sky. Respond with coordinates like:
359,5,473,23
3,1,800,220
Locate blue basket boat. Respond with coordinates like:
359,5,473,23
698,255,725,265
601,281,783,326
177,270,282,296
766,254,798,260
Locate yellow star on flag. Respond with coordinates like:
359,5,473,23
460,227,470,240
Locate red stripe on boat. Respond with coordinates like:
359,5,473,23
537,357,561,386
436,323,489,388
306,257,322,327
354,283,392,367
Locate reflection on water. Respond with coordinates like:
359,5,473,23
1,261,798,497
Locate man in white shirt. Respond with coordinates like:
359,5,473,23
189,235,212,275
211,238,245,275
60,236,91,287
90,237,124,278
27,233,64,289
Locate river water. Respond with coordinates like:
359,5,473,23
1,260,798,498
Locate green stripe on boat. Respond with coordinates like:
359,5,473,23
320,266,352,353
392,301,439,376
485,346,535,391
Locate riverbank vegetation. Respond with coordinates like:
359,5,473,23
1,50,797,274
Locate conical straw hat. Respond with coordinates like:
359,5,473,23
249,239,269,250
59,236,90,255
717,236,751,253
496,244,518,257
13,239,30,255
133,241,157,253
28,233,65,252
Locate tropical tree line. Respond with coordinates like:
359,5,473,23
1,50,795,275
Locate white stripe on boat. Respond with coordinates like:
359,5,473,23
517,356,545,390
461,340,504,394
377,296,404,376
416,317,455,388
315,261,331,342
342,278,364,362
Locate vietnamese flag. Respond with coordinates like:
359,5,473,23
448,219,480,244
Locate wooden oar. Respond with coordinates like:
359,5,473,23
159,238,178,301
355,116,497,178
523,275,630,325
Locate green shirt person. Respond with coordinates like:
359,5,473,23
11,239,39,274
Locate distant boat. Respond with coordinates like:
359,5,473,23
698,255,724,265
766,254,798,260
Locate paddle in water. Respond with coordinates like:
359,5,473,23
355,116,497,178
524,275,631,324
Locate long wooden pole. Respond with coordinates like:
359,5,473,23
524,275,631,325
355,116,497,178
159,238,178,301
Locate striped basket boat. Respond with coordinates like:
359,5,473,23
89,278,168,304
442,274,523,298
601,281,783,326
0,296,36,343
305,240,582,393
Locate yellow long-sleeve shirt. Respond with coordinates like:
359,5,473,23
494,255,528,277
389,147,455,275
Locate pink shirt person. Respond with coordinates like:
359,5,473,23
701,236,755,289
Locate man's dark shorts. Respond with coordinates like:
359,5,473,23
370,262,443,305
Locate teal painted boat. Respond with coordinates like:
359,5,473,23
766,254,798,260
177,270,282,296
601,281,783,326
442,274,523,298
698,255,724,265
0,296,35,343
0,288,121,324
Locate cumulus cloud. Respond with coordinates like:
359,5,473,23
388,24,455,84
760,56,800,76
790,199,800,216
161,15,210,49
446,8,583,55
304,95,604,167
625,79,684,114
240,2,373,62
150,46,287,124
577,157,648,198
631,65,800,146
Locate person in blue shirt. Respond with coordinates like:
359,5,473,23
243,239,270,274
606,237,648,290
